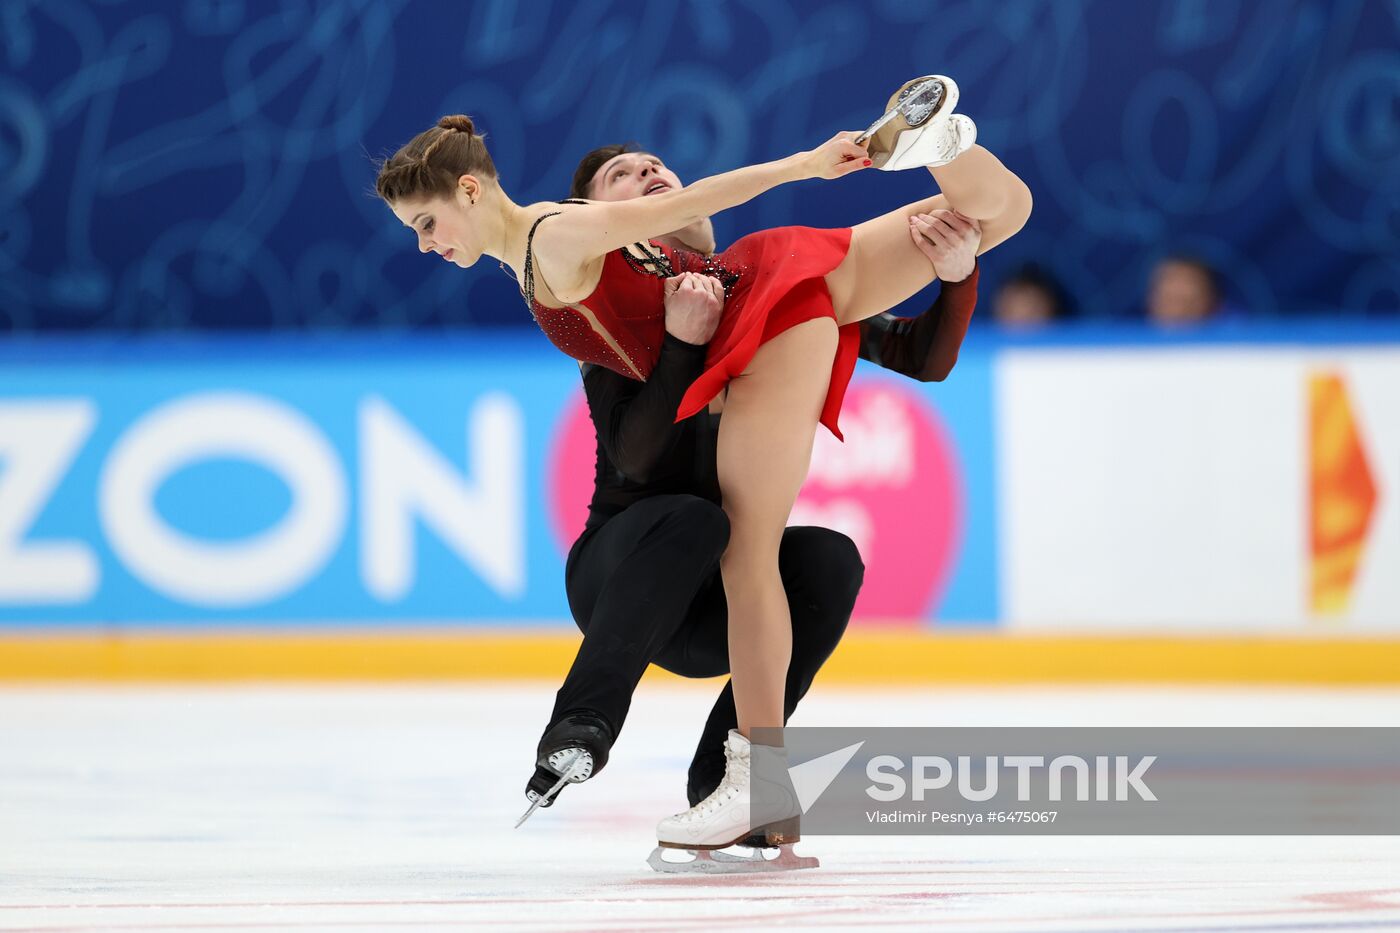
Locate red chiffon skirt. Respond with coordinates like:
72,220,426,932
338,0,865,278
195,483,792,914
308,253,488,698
675,226,860,441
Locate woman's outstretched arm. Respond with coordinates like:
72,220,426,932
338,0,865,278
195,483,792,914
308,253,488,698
536,133,869,276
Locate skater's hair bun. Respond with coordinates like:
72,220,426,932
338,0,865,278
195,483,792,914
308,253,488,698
437,114,476,135
375,113,497,204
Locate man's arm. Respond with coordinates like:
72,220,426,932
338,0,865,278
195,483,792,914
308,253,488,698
582,335,707,483
858,265,978,382
582,272,725,483
857,210,982,383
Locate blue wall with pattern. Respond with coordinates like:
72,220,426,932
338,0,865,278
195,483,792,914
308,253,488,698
2,0,1397,334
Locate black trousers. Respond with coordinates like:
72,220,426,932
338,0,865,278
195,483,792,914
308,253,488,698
551,494,864,805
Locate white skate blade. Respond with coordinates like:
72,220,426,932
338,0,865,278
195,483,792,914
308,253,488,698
855,77,944,146
514,749,586,828
647,844,820,874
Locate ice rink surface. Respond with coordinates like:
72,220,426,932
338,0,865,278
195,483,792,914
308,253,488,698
3,682,1399,932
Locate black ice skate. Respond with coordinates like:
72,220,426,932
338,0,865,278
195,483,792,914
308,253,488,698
514,711,615,828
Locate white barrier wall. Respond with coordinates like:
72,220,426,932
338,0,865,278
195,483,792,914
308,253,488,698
997,347,1399,631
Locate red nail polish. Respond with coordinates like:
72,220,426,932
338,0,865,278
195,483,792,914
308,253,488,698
863,159,872,166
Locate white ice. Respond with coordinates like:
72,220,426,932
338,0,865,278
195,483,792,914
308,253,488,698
3,683,1399,932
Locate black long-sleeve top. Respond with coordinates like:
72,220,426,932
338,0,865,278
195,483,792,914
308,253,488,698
579,264,980,529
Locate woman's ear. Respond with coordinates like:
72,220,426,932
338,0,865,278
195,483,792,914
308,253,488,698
457,174,481,205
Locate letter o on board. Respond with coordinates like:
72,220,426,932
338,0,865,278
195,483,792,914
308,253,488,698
99,393,347,607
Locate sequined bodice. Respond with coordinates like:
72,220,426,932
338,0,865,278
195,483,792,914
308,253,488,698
521,203,742,381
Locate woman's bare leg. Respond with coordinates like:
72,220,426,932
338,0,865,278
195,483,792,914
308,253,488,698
924,144,1028,224
716,317,838,735
826,144,1033,325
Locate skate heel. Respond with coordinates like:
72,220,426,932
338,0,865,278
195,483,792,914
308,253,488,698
756,816,801,846
545,747,594,782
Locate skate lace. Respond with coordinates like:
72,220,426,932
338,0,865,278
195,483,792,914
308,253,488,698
682,741,747,822
936,120,963,161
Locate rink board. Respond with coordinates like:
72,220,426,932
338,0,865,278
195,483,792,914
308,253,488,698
2,631,1399,684
0,333,995,628
2,326,1399,681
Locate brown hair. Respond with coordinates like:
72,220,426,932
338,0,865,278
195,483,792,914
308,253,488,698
375,114,498,203
569,142,642,200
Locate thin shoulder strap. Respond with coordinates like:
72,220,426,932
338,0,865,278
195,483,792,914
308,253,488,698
521,212,560,306
521,199,592,306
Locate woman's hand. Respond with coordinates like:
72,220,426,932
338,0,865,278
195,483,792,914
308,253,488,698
802,132,871,180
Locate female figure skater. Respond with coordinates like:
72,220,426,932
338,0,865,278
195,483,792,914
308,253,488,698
375,76,1031,851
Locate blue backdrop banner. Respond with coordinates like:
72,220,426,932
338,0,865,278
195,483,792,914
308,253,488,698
3,0,1397,334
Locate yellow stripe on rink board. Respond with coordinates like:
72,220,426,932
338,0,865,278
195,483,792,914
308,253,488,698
2,630,1399,684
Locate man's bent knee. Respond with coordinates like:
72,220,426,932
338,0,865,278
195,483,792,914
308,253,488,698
645,496,730,559
779,526,865,640
679,498,730,558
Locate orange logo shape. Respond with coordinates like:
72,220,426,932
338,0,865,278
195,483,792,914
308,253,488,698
1309,372,1379,616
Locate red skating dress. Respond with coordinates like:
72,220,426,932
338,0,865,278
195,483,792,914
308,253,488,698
522,203,863,440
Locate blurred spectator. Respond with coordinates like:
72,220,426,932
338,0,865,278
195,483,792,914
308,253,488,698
1147,255,1223,326
993,262,1073,329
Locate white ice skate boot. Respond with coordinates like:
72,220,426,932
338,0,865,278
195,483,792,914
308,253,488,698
648,730,817,874
859,75,976,171
655,729,802,848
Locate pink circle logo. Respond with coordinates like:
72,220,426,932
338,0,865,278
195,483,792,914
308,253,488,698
546,387,602,552
545,376,964,625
